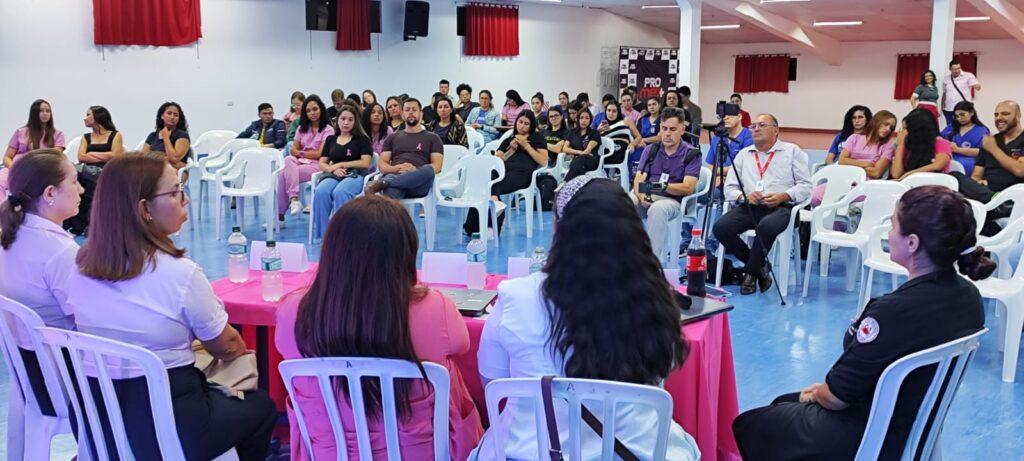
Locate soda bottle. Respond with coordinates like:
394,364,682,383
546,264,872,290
686,229,707,298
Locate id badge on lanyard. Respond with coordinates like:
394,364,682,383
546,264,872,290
754,151,775,192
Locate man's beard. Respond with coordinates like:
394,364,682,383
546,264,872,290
999,119,1018,134
405,117,419,126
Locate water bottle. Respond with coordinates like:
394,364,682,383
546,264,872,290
466,233,487,290
227,227,249,284
529,246,546,274
261,241,283,302
685,229,707,298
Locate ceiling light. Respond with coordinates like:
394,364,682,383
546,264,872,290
955,16,990,22
813,20,863,27
641,5,678,9
701,24,741,30
761,0,811,3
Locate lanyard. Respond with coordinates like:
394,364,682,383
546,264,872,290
754,151,775,178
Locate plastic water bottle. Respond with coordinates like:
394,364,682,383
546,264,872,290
261,241,283,302
227,227,249,284
529,246,546,274
466,233,487,290
686,229,707,298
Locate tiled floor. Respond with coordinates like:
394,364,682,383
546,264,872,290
3,188,1023,459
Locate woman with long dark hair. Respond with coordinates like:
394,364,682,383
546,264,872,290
67,153,276,460
465,90,501,143
142,101,191,170
362,102,393,154
473,176,699,460
562,108,604,182
312,105,374,240
911,70,940,121
386,96,405,132
2,99,66,200
941,101,989,173
891,108,952,180
66,105,123,235
426,97,468,147
529,92,549,130
279,94,335,222
825,105,873,164
735,186,992,460
500,89,528,130
276,195,483,460
662,88,682,110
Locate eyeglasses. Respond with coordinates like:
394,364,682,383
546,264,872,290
149,181,188,204
749,122,778,131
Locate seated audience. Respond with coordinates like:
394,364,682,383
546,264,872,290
386,96,405,132
426,98,468,147
576,92,598,115
542,107,570,166
277,195,483,460
465,90,501,143
552,91,571,117
562,108,603,182
67,106,123,235
280,95,335,221
733,186,992,460
2,99,67,200
566,100,583,130
343,93,363,114
731,93,752,128
911,70,940,121
620,92,643,124
592,100,641,167
365,98,444,200
634,97,663,151
501,90,529,130
142,101,191,170
286,91,306,141
238,102,287,149
438,78,453,102
663,89,682,110
837,110,897,179
473,176,700,461
362,102,393,155
630,107,702,260
890,108,952,180
600,93,616,111
67,153,276,460
0,149,82,417
679,86,703,136
713,114,811,295
941,101,989,173
530,92,549,130
421,92,444,126
326,88,345,124
455,83,479,124
826,106,872,164
463,111,547,237
362,89,377,106
312,105,373,240
955,101,1024,206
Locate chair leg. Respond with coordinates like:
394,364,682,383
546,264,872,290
820,244,830,277
1001,299,1023,382
715,241,725,289
6,386,25,461
24,412,57,461
235,197,244,232
490,203,499,248
777,230,792,297
525,191,534,238
308,192,315,245
478,204,488,246
857,267,875,317
996,301,1006,353
802,241,816,298
215,194,223,239
425,202,436,252
535,191,543,231
845,248,858,292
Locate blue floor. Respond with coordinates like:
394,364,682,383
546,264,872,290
3,187,1024,459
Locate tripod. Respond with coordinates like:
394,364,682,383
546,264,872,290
697,125,786,305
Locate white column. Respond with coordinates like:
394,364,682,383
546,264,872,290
930,0,957,89
678,0,702,104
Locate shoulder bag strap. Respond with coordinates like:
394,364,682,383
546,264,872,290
580,405,642,461
541,376,564,461
950,75,968,102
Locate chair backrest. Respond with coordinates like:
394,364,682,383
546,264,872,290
948,160,966,175
279,357,450,461
967,199,986,238
989,184,1024,224
682,167,713,215
441,145,471,178
65,136,82,165
484,377,673,461
205,138,260,170
192,130,238,157
854,329,986,461
223,147,277,191
0,296,69,419
814,165,867,208
453,155,505,203
421,252,470,285
815,180,905,236
480,139,503,157
467,130,485,154
36,327,186,460
134,138,147,151
900,172,958,190
498,128,514,142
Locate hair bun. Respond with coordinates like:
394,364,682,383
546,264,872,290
957,246,997,281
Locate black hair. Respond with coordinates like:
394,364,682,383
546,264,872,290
576,92,590,104
257,102,273,113
479,89,493,101
346,93,361,104
514,110,538,134
679,86,692,97
902,108,942,171
403,98,422,110
89,106,117,132
602,93,616,105
920,70,938,86
662,89,681,108
661,106,689,126
947,101,986,141
154,101,188,132
505,90,525,106
439,79,450,86
604,100,622,123
544,178,688,384
896,186,995,280
730,93,742,101
839,105,873,143
949,59,961,68
299,94,331,133
361,102,388,144
431,92,445,103
532,92,544,103
25,99,57,150
456,83,473,97
558,91,569,100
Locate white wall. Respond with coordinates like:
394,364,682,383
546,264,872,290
0,0,676,145
699,39,1024,130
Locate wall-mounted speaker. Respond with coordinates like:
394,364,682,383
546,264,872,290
403,1,430,41
369,0,381,34
456,6,466,36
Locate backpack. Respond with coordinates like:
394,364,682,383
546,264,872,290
538,174,558,211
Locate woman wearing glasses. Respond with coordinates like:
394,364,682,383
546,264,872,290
65,153,276,460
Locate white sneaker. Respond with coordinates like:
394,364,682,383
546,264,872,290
289,200,301,215
487,228,495,240
494,200,507,217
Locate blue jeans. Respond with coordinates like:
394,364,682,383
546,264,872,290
313,176,364,238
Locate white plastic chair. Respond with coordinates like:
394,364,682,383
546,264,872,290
0,296,77,461
421,252,470,285
663,166,712,267
191,130,238,160
196,138,261,218
134,138,146,151
64,136,82,165
484,377,673,461
214,147,279,240
436,145,473,197
948,160,966,175
795,165,867,283
712,199,801,297
601,123,633,191
802,180,908,298
980,184,1024,277
279,357,450,461
595,137,616,173
307,153,379,244
900,172,958,189
176,157,198,230
505,164,549,239
857,219,907,316
467,130,485,154
974,243,1024,382
365,167,439,251
35,327,239,461
853,329,986,460
435,155,504,246
480,139,503,157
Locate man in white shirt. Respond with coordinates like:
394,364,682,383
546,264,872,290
942,59,981,128
713,114,812,295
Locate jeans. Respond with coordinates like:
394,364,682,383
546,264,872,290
381,164,435,199
313,176,364,238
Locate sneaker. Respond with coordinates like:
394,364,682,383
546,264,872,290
364,180,385,195
303,205,311,214
289,200,301,216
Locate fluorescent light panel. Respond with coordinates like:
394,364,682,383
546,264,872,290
813,20,863,27
701,24,741,30
761,0,811,3
641,5,678,9
955,16,990,22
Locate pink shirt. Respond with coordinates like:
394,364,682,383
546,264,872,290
844,134,895,164
7,126,66,157
275,288,483,461
622,107,643,124
293,125,335,153
942,71,979,111
501,103,529,126
900,137,953,173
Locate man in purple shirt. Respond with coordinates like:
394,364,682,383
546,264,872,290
631,107,702,261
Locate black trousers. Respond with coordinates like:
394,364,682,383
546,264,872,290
73,365,277,461
713,204,793,275
564,154,600,182
733,392,867,461
463,168,534,235
19,347,72,417
951,171,995,203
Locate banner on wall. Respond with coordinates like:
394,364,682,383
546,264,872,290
619,47,678,99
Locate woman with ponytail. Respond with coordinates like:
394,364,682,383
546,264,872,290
734,185,992,460
0,148,82,416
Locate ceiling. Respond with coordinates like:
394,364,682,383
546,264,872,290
582,0,1024,43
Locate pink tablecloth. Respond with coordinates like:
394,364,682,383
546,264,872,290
213,269,740,461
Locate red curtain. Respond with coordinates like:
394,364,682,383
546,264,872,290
337,0,371,51
93,0,202,46
465,3,519,57
893,52,978,99
733,55,790,93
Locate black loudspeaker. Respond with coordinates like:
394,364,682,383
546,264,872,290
404,1,429,41
369,1,381,34
456,6,466,36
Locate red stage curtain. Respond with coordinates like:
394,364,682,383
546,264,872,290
337,0,371,51
465,3,519,57
893,52,978,100
93,0,202,46
733,55,790,93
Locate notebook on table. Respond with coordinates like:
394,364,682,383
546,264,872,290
680,295,733,324
436,288,497,317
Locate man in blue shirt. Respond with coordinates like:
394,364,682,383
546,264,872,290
238,103,287,149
